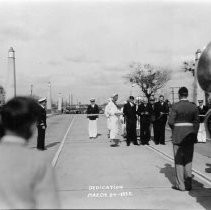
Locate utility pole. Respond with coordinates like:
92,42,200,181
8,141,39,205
47,81,52,113
193,49,202,104
170,87,180,104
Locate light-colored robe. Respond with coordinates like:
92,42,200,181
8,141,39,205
106,101,122,139
104,103,111,131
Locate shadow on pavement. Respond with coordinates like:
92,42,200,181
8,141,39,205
159,163,211,209
189,179,211,209
205,163,211,173
159,163,175,185
46,141,60,149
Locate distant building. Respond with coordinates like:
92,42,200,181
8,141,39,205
0,86,5,106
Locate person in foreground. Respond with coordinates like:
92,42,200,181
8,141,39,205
168,87,199,191
0,96,60,209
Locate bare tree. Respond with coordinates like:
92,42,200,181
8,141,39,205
125,63,171,100
183,60,195,76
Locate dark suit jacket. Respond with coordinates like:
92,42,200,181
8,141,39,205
86,104,99,120
123,102,137,121
168,100,199,145
197,105,208,123
37,105,47,129
148,103,156,123
137,103,151,123
154,101,169,124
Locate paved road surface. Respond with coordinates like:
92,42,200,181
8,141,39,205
37,114,211,210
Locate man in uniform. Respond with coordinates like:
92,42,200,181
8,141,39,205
137,98,151,145
123,96,138,146
86,98,99,139
37,97,47,150
154,95,169,145
168,87,199,191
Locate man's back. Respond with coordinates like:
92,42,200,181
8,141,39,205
0,136,59,209
168,100,199,145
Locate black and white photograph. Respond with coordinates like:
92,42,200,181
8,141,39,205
0,0,211,209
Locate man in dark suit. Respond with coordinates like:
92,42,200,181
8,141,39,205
37,97,47,150
154,95,169,145
148,96,156,141
197,99,208,142
168,87,199,191
86,98,99,139
197,100,208,123
137,98,151,145
123,96,138,146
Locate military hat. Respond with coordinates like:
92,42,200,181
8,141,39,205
90,98,95,102
38,97,47,103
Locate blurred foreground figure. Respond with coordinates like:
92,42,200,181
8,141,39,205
0,97,60,209
168,87,199,191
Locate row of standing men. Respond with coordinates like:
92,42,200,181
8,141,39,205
86,94,209,146
86,93,169,147
122,95,169,146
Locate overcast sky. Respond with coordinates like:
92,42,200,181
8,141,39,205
0,0,211,103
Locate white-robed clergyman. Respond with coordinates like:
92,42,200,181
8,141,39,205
106,94,122,146
104,98,112,139
86,98,99,139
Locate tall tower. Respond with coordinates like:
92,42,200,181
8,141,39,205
58,93,62,113
5,47,16,101
47,81,52,113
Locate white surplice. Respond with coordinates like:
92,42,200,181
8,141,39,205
106,100,122,139
104,104,111,131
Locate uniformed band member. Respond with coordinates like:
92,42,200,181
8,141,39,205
86,98,99,139
137,98,151,145
123,96,138,146
37,97,47,150
168,87,199,191
197,100,208,142
154,95,169,145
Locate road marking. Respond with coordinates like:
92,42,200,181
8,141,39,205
147,145,211,186
51,116,76,167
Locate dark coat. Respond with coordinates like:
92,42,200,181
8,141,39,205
197,105,208,123
154,101,169,124
123,102,137,121
37,105,47,129
86,104,99,120
137,103,151,123
148,103,156,123
168,100,199,145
